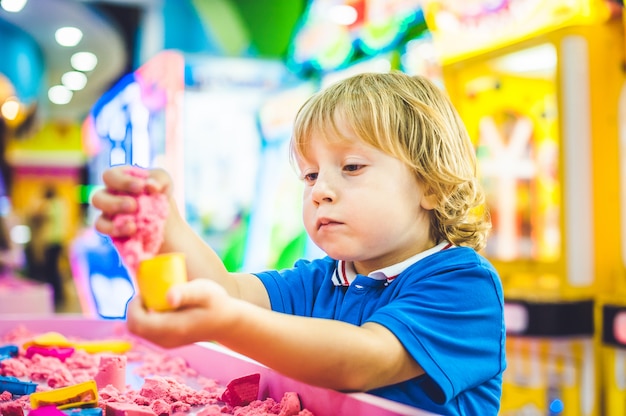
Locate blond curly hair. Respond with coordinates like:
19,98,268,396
291,71,491,251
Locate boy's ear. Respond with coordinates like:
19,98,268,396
420,192,437,211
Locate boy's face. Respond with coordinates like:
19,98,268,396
297,118,437,275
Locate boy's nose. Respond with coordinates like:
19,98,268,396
311,176,336,205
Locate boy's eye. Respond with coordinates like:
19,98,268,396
344,164,361,172
303,172,318,183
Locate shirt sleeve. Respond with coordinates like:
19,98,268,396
254,257,336,316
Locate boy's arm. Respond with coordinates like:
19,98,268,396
219,305,426,391
126,279,425,392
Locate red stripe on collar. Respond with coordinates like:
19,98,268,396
341,261,349,286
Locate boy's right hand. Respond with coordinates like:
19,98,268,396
91,166,172,239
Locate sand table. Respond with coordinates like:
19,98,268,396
0,326,313,416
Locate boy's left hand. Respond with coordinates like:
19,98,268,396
126,279,239,349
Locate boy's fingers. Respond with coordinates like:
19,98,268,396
127,296,189,341
126,298,162,336
94,215,136,237
146,168,172,195
102,166,147,194
93,215,113,236
91,190,137,217
169,280,216,309
98,166,173,200
167,279,226,308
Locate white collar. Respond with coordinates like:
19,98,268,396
332,241,453,286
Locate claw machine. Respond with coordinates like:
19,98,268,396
424,0,625,414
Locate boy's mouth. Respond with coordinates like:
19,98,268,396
317,218,343,230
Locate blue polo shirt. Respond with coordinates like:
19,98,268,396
254,245,506,416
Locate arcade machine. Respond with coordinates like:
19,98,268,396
599,4,626,413
424,0,624,414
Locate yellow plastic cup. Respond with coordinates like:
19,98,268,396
136,253,187,311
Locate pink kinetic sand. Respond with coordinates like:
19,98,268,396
278,392,303,416
106,402,157,416
0,326,311,416
95,355,127,392
220,373,260,407
0,402,24,416
111,166,169,275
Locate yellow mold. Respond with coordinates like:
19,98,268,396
30,380,98,410
136,252,188,311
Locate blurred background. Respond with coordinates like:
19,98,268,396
0,0,309,315
1,0,626,414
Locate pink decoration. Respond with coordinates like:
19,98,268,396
28,406,65,416
25,346,75,362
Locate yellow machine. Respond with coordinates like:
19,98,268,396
598,9,626,415
424,1,625,414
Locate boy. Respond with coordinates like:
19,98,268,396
92,72,506,415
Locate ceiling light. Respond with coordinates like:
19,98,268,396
0,0,27,13
48,85,73,105
62,71,87,91
71,51,98,72
55,27,83,47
